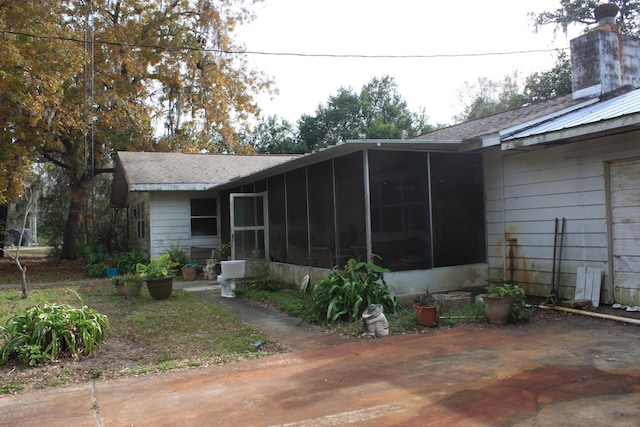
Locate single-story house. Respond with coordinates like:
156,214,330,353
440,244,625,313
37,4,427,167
112,5,640,306
110,152,300,264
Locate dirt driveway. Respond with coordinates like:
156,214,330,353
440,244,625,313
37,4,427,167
1,292,639,427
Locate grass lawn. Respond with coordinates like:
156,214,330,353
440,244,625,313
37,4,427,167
0,256,490,395
0,280,276,394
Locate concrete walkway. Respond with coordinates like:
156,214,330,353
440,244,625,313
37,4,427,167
1,282,640,426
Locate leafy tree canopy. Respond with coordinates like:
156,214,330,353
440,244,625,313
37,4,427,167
241,115,303,154
531,0,640,37
0,0,271,258
296,75,433,151
455,52,572,122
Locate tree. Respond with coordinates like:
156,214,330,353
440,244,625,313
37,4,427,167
523,52,572,102
455,52,572,123
531,0,640,37
0,0,271,259
455,74,526,122
297,75,432,150
242,116,304,154
0,173,40,298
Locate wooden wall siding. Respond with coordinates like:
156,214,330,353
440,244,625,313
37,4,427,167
485,132,640,303
483,148,505,284
149,192,193,258
610,158,640,305
148,191,220,260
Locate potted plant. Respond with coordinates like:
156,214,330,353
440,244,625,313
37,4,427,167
181,262,199,281
484,282,530,324
136,254,179,300
111,274,126,296
413,290,438,327
123,273,144,297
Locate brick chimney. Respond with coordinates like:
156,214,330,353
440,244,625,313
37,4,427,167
570,3,640,99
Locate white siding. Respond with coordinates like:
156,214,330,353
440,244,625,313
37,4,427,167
483,148,505,284
484,132,640,303
149,191,220,260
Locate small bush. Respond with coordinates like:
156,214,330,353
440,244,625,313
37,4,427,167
0,299,110,366
82,244,108,277
164,244,191,267
487,282,532,322
304,258,398,324
117,250,149,274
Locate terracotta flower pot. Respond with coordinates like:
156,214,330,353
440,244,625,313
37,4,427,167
181,266,198,281
414,304,438,327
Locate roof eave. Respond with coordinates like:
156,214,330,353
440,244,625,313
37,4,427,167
210,139,469,192
502,113,640,150
129,183,219,192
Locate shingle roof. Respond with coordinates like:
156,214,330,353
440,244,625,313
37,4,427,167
118,151,297,187
412,94,588,143
111,151,299,207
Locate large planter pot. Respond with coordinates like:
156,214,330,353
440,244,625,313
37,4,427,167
181,266,198,281
484,296,515,325
414,304,438,327
145,276,174,300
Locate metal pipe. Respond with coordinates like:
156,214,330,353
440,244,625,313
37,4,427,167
539,304,640,325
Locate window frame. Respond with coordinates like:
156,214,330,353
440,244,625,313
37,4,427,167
190,197,219,237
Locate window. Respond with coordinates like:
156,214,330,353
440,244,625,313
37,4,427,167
191,198,218,236
430,153,485,267
133,202,145,239
369,151,430,270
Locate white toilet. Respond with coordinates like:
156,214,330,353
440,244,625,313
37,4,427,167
219,260,246,298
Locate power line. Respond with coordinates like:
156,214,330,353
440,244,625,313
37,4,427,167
0,28,568,59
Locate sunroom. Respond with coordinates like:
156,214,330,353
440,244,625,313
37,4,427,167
215,141,488,298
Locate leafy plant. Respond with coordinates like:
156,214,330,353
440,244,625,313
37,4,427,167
414,289,436,307
111,275,126,287
82,244,109,278
116,250,148,274
0,296,110,366
84,262,106,278
220,242,232,260
82,244,107,266
123,272,144,285
136,254,179,279
303,258,398,324
486,282,532,322
164,244,191,267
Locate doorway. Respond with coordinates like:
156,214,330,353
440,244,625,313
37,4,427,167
230,192,269,261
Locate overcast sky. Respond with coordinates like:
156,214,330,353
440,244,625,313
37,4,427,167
235,0,585,126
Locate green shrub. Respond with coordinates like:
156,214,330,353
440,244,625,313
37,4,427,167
304,258,398,324
82,244,108,277
84,262,107,278
82,244,107,265
0,298,110,366
486,282,532,322
117,250,149,274
164,244,191,267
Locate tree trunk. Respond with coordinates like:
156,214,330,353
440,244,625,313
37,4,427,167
61,179,87,260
